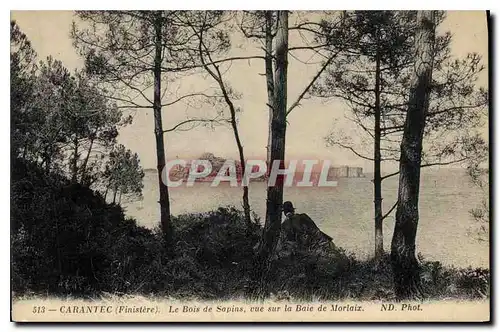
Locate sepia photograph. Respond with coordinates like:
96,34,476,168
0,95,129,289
9,9,490,322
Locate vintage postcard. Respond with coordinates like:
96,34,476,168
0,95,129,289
10,10,490,322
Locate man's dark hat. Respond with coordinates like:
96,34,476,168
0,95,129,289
283,201,295,213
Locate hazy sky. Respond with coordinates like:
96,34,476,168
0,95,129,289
11,10,489,172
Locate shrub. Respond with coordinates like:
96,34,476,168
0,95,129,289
11,158,155,296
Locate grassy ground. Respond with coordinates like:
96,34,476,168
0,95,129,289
12,206,489,301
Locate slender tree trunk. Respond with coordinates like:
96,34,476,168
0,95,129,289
195,16,252,226
264,11,275,169
71,135,79,183
390,10,436,300
259,10,288,265
224,100,251,225
201,37,251,226
217,96,251,223
374,47,384,259
42,147,52,173
153,11,173,242
80,134,96,186
113,187,118,204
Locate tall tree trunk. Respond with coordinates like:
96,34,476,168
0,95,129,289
153,11,172,242
230,115,251,225
42,147,52,173
374,46,384,259
80,133,96,186
259,10,288,265
264,11,275,169
71,135,79,183
195,15,252,226
223,93,251,225
390,10,436,300
113,187,118,204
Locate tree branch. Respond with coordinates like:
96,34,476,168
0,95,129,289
382,201,398,220
161,55,265,72
162,92,222,107
380,157,470,182
101,94,152,109
286,52,337,116
163,117,225,133
421,158,469,168
330,141,374,161
381,170,400,181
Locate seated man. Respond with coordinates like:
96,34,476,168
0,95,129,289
279,201,333,252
